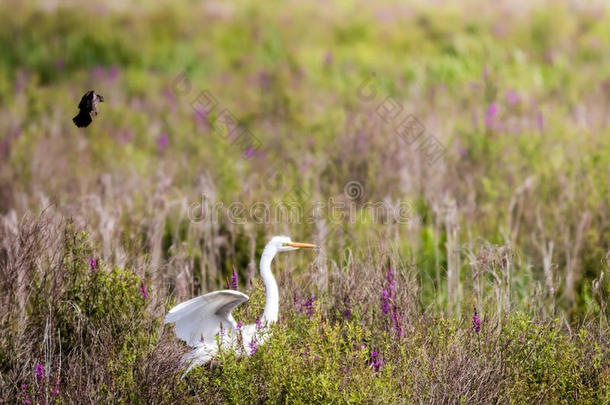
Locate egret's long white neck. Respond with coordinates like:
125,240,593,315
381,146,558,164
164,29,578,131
260,246,280,324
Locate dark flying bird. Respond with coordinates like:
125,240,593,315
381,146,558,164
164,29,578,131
73,90,104,128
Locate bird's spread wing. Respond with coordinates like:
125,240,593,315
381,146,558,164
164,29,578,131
73,112,92,128
78,91,93,111
165,290,249,347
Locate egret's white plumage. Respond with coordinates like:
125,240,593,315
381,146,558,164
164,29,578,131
165,236,316,376
165,290,249,346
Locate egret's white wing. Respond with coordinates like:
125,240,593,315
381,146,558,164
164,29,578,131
165,290,249,347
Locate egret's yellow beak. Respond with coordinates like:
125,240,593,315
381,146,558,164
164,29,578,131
285,242,317,249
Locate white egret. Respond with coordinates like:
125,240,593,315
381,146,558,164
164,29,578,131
165,236,317,376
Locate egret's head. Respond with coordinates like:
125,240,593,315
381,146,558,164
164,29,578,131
267,235,317,253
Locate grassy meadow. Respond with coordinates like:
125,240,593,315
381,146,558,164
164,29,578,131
0,0,608,403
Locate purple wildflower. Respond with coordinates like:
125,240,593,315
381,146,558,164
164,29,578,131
20,382,30,405
230,270,238,290
107,65,120,82
386,268,396,298
249,338,258,355
255,318,262,329
293,295,300,310
243,146,255,159
91,65,120,83
303,295,316,318
118,129,133,145
139,282,148,299
381,267,396,314
293,294,316,319
386,267,394,283
89,257,97,271
344,297,352,319
381,268,403,337
472,308,482,333
224,270,238,290
484,102,497,128
163,87,175,103
506,90,520,105
369,350,382,372
381,289,390,314
91,65,105,80
236,321,243,329
35,363,44,378
194,110,207,126
157,132,169,150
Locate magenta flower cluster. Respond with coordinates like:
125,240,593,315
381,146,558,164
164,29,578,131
91,64,120,83
369,350,382,372
484,102,497,128
157,132,169,150
35,363,44,378
140,282,148,299
21,383,30,404
381,289,391,314
89,257,97,271
381,268,403,337
303,296,316,318
225,269,238,290
294,294,316,319
249,338,258,355
472,307,482,333
353,342,384,372
23,364,60,402
344,297,352,319
293,295,300,309
381,268,396,313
